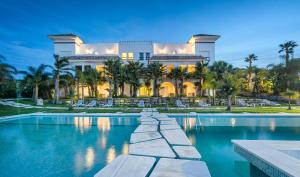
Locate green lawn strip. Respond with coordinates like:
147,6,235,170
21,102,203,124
158,106,300,113
0,105,44,117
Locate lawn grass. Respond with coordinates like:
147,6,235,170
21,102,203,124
158,106,300,114
0,105,141,117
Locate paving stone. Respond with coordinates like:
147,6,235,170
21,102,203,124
134,125,157,133
160,124,181,130
161,129,191,145
173,146,201,159
129,138,176,158
94,155,156,177
141,121,159,125
130,132,162,143
140,118,158,122
160,120,178,125
150,158,211,177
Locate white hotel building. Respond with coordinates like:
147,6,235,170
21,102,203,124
49,34,220,97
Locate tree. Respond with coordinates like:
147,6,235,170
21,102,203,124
83,68,103,97
279,41,298,66
0,55,17,85
267,64,287,94
219,73,240,111
281,89,299,110
210,61,233,81
51,55,72,104
193,61,209,96
244,54,258,89
20,64,51,103
118,65,128,97
104,59,121,97
147,62,165,97
60,73,75,104
75,69,85,99
168,67,188,97
126,61,143,97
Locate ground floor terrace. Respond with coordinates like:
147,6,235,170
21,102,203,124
74,81,206,98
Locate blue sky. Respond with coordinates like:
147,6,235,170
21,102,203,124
0,0,300,71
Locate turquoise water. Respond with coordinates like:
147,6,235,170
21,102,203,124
172,115,300,177
0,115,139,177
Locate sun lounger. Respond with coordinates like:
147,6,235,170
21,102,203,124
198,100,211,107
176,100,187,108
73,100,85,107
262,99,280,106
86,100,97,107
102,99,113,107
236,99,253,107
137,100,145,107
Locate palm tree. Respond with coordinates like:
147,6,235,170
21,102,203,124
0,55,17,85
210,61,233,81
219,73,240,111
281,89,299,110
244,54,258,89
60,73,75,104
75,69,85,100
126,61,143,97
83,68,103,97
279,41,298,66
193,61,209,96
20,64,51,103
104,59,121,97
51,55,72,104
147,62,165,97
118,65,128,97
168,67,188,97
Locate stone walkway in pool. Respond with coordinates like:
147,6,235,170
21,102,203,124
94,108,211,177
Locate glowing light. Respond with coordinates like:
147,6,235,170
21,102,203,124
122,143,129,155
74,117,92,133
97,118,111,132
270,120,276,132
106,146,116,163
231,118,236,127
85,147,95,169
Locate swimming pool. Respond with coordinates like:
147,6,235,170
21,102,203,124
171,114,300,177
0,115,139,177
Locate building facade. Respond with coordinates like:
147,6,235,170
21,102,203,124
48,34,220,97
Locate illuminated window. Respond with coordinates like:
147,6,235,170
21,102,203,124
121,53,127,60
128,52,134,60
187,65,195,73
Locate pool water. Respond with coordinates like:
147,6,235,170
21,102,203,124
172,115,300,177
0,115,139,177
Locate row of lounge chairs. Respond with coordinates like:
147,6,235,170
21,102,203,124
72,99,146,108
176,100,211,108
236,99,280,107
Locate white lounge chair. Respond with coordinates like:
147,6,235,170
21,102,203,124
86,100,97,107
198,100,211,107
137,100,145,107
262,99,280,106
102,99,113,107
73,100,85,107
236,99,252,107
176,100,187,108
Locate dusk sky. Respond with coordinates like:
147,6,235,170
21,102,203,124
0,0,300,71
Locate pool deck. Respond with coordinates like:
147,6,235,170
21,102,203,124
94,108,210,177
232,140,300,177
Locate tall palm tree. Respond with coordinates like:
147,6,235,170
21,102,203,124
279,41,298,66
51,55,72,104
219,73,240,111
20,64,51,103
104,59,121,97
281,89,299,110
0,55,17,85
193,61,209,96
244,54,258,89
75,70,85,99
168,67,188,97
60,73,75,104
147,62,165,97
118,65,128,97
126,61,143,97
83,68,103,97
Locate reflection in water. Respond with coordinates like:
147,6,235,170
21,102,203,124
74,117,92,133
85,147,95,169
74,151,84,176
100,135,107,149
183,118,197,131
106,146,116,163
231,118,236,127
270,120,276,132
122,142,129,155
97,118,111,132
